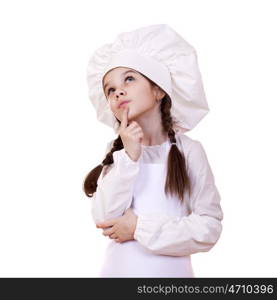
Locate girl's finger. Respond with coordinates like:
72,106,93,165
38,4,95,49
126,121,141,130
129,128,143,135
102,228,114,236
120,106,129,129
110,233,118,239
96,218,117,228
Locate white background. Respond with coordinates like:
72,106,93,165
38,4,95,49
0,0,276,277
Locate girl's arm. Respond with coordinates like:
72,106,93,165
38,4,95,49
90,141,141,224
134,140,223,256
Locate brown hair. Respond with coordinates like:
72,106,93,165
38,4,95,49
83,76,192,203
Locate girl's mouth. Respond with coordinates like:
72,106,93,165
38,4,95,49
118,101,130,108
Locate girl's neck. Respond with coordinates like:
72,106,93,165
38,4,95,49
141,132,168,146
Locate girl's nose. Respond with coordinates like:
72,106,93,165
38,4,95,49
116,90,125,98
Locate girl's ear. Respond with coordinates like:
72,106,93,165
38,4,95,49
153,85,166,101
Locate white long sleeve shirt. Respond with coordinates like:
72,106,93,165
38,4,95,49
90,132,223,276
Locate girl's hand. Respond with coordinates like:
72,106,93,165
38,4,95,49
118,107,144,162
96,208,138,243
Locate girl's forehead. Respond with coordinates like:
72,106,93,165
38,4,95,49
106,67,137,78
103,67,139,84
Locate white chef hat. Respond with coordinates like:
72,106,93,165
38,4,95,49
87,23,209,134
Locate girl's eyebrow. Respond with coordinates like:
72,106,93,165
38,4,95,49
103,70,137,92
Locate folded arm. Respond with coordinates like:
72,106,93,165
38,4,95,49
90,142,142,223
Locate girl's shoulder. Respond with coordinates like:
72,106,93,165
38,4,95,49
177,133,212,174
104,139,114,155
176,132,200,153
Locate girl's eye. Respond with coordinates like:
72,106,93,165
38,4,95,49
107,76,134,95
125,75,134,82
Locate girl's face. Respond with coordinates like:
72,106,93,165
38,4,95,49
102,67,165,123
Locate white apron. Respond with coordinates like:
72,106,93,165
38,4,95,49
99,160,194,278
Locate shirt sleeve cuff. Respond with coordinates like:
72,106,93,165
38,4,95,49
116,148,143,165
133,214,171,242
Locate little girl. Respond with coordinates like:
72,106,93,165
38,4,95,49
83,24,223,277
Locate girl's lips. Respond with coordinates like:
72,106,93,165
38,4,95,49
118,101,130,108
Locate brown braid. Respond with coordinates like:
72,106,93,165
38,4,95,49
160,94,192,203
83,135,123,197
